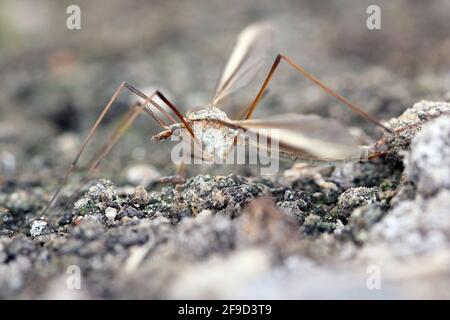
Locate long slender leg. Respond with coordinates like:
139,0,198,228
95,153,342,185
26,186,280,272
84,102,141,169
65,98,184,217
39,91,153,219
146,101,172,128
40,83,126,218
52,102,149,216
242,54,393,133
85,101,170,170
85,101,165,177
76,101,170,173
40,83,190,218
85,102,146,179
123,83,195,137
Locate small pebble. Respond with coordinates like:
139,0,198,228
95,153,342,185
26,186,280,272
30,220,49,237
130,186,150,206
105,207,118,221
332,187,378,221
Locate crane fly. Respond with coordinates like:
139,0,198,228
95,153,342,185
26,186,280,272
40,21,393,219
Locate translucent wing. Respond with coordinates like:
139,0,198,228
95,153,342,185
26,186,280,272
226,114,368,161
212,22,275,105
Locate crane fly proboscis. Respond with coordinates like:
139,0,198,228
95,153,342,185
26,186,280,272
40,21,395,220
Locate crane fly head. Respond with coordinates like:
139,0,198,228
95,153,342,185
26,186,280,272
151,123,184,143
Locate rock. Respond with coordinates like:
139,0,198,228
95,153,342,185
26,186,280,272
105,207,117,221
302,214,336,236
30,220,49,238
331,158,402,189
331,187,379,221
120,206,144,219
404,116,450,197
282,190,310,210
346,204,384,243
0,206,14,227
73,179,118,216
86,179,117,204
276,190,311,222
73,197,97,216
57,212,73,226
379,100,450,156
175,213,234,259
129,186,150,207
126,165,160,187
146,175,268,221
366,190,450,257
277,201,305,221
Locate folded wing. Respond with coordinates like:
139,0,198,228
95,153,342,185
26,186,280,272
226,114,368,161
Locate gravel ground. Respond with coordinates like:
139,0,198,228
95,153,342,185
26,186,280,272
1,0,450,299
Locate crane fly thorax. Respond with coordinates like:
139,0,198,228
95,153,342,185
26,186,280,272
185,105,241,159
186,105,228,121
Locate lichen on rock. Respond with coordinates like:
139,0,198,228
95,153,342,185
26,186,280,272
380,100,450,156
331,187,379,222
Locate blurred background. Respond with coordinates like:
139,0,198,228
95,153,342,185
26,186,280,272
1,0,450,186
